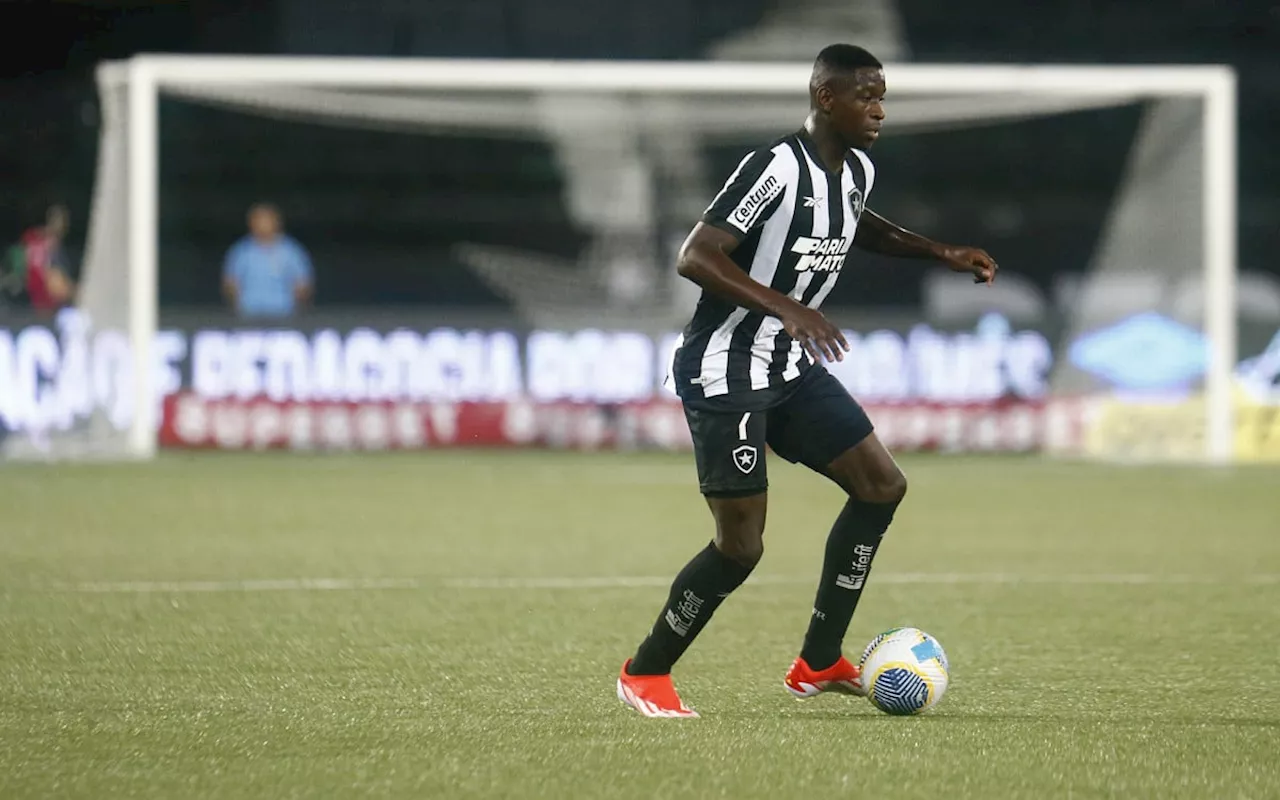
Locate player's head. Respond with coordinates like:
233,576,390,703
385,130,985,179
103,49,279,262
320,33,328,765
247,202,282,240
809,44,886,150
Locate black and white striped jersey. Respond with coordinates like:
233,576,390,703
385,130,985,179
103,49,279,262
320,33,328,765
669,129,875,411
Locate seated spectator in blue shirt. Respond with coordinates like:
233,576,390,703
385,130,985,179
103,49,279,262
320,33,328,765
222,203,314,318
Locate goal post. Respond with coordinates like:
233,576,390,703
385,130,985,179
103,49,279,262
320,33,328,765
127,59,160,460
1,56,1240,462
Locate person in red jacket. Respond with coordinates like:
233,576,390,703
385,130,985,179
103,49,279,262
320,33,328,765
8,205,75,316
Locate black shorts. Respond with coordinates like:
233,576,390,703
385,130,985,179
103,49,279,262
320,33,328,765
683,367,875,497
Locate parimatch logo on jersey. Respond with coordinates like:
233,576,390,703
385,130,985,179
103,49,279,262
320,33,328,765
791,236,852,273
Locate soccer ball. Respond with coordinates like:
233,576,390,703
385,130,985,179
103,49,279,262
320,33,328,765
857,627,950,715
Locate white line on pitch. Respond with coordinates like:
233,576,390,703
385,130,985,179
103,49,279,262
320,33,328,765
51,573,1280,593
445,573,1280,589
876,573,1280,585
68,577,421,593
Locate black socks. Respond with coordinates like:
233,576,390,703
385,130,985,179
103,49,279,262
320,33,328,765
627,497,896,677
799,497,899,671
627,541,754,676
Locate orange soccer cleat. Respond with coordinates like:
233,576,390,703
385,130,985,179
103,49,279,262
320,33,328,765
616,660,699,718
784,655,866,699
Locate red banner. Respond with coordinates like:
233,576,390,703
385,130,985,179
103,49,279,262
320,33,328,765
159,393,1090,453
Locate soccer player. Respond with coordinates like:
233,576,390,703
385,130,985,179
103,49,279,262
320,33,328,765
617,44,998,718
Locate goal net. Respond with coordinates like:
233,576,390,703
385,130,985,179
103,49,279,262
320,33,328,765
1,57,1253,463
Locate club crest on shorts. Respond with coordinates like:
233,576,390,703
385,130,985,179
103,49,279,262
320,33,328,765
732,444,758,474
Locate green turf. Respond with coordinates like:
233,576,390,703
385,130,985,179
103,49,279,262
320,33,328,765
2,451,1278,799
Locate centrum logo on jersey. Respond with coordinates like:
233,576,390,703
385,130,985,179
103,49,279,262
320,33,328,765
730,175,781,230
791,236,852,273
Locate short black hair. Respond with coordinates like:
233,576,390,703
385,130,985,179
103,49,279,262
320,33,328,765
814,44,882,72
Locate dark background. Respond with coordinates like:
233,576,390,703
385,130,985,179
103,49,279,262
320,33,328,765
2,0,1277,311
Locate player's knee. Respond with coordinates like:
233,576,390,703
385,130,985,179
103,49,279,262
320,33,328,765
715,530,764,568
841,465,907,505
709,499,766,568
880,468,908,504
861,467,907,505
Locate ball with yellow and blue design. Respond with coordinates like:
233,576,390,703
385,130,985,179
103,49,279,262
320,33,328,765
857,627,950,715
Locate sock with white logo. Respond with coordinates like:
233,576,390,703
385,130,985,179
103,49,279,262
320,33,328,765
626,541,754,676
800,498,898,671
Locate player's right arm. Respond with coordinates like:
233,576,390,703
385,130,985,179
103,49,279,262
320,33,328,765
676,148,849,363
677,225,847,363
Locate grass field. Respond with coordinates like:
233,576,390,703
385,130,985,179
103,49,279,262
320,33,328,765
2,450,1279,799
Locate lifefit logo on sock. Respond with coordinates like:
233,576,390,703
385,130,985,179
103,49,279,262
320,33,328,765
665,589,705,637
835,544,876,590
732,445,758,474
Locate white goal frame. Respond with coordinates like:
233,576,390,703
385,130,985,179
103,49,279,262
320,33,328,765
108,56,1237,462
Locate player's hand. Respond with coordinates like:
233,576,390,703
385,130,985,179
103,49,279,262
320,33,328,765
937,245,998,286
780,302,850,363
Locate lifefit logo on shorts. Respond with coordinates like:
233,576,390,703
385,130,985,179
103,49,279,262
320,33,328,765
732,444,758,474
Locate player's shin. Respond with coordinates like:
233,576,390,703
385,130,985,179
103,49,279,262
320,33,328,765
799,497,898,671
626,541,755,676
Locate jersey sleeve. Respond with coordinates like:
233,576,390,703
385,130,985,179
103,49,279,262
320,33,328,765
701,147,789,239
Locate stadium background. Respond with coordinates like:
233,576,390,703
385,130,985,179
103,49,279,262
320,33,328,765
1,0,1277,460
1,0,1278,457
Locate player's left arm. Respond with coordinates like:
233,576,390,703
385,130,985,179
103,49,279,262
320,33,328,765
854,209,998,285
